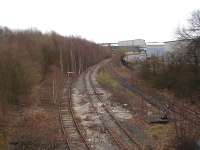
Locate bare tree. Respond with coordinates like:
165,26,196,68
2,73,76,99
177,10,200,70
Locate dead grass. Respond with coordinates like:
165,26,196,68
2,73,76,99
116,66,130,78
144,123,174,149
0,131,7,150
97,67,119,90
104,61,178,149
6,105,63,150
145,124,173,140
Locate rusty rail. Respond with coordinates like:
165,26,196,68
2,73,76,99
83,71,130,150
58,79,91,150
87,65,142,150
111,61,200,126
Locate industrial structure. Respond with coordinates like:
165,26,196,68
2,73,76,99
146,42,165,56
118,39,146,48
164,39,190,52
100,39,190,56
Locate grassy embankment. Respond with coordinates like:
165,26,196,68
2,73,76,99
97,67,119,90
97,64,174,149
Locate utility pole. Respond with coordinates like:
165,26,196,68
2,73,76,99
70,49,74,72
60,48,64,75
52,79,55,104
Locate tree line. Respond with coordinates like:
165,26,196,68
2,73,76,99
0,27,111,107
139,10,200,101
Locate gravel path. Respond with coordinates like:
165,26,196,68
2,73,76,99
72,61,118,150
71,60,154,149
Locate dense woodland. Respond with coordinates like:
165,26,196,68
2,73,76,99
0,27,111,108
0,27,111,149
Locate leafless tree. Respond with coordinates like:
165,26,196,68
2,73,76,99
177,10,200,71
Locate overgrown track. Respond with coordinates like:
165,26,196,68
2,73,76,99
59,79,91,150
83,71,128,150
39,79,55,107
110,61,200,126
85,64,142,150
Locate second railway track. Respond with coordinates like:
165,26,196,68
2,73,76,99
109,61,200,126
59,79,91,150
84,62,142,150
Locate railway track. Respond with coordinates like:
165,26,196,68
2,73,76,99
84,63,142,150
123,61,200,116
59,79,91,150
83,70,129,150
109,61,200,126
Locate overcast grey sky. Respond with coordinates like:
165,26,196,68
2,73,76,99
0,0,200,43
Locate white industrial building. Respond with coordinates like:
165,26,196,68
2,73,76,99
164,40,190,52
146,42,166,57
116,39,191,57
118,39,146,48
146,40,191,57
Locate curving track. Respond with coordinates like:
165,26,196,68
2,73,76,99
110,61,200,126
84,62,142,150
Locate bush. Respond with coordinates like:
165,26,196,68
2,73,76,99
169,120,200,150
0,50,40,104
11,110,62,150
139,55,200,98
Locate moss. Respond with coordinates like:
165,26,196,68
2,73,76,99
97,68,119,90
144,123,173,140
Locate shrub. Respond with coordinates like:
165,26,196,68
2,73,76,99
0,50,40,105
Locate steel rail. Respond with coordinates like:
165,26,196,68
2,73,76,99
58,79,91,150
88,65,142,150
111,61,200,126
83,71,130,150
68,81,91,150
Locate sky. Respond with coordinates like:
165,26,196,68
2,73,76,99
0,0,200,43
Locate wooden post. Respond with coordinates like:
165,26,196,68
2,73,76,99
59,48,64,75
52,79,56,104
